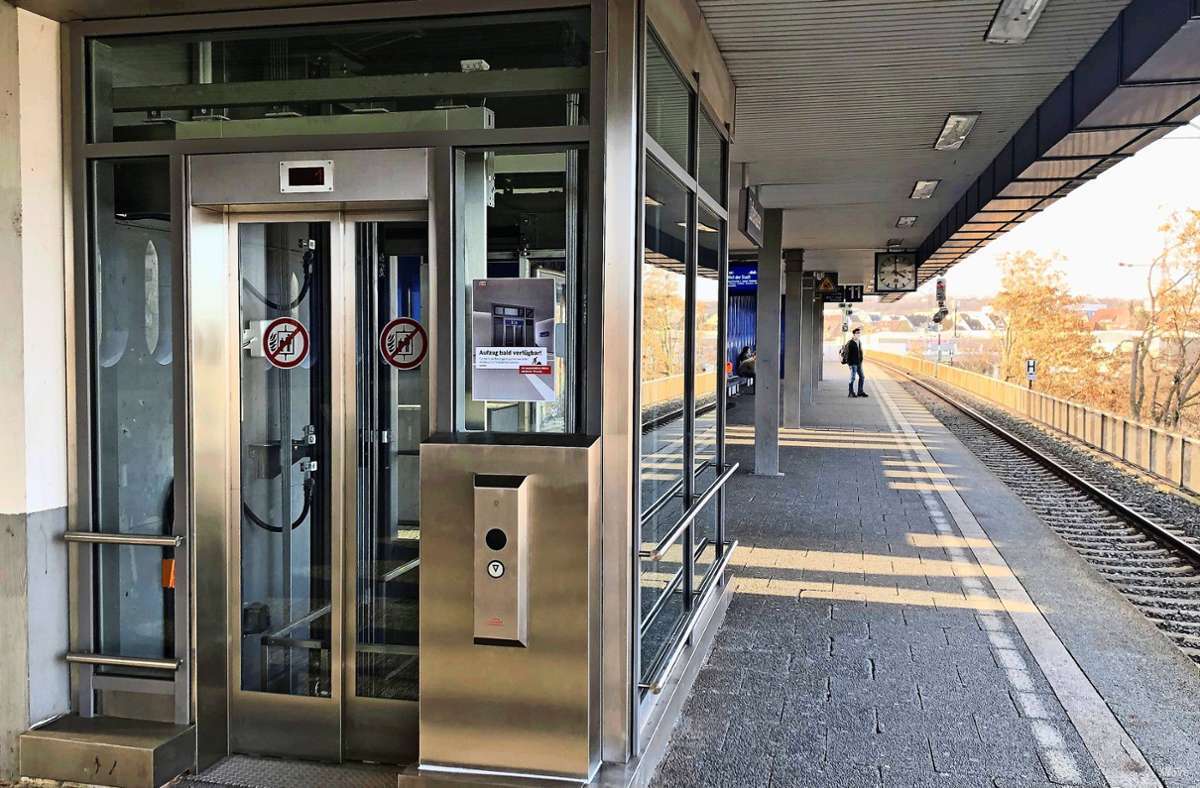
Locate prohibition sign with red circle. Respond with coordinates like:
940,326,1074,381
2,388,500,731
262,316,310,369
379,317,428,370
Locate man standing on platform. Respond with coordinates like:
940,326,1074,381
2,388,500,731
843,327,867,398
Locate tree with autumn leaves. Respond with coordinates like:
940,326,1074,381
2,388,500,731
992,251,1098,400
992,210,1200,436
1126,209,1200,432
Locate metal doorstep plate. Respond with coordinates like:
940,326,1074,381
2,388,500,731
181,755,400,788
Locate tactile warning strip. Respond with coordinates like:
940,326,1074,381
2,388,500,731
178,755,400,788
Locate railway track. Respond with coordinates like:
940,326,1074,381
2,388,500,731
883,366,1200,663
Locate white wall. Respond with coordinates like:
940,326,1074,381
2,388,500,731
0,7,66,518
0,6,69,778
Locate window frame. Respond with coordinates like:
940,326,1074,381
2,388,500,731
635,23,733,707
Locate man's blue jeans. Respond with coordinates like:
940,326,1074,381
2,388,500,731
848,363,865,396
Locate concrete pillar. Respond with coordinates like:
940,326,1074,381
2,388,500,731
782,267,804,428
816,298,825,382
0,7,70,778
800,275,816,406
753,209,784,476
811,294,823,387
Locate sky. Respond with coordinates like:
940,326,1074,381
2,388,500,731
918,124,1200,301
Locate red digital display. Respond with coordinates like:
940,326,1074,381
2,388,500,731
287,166,326,187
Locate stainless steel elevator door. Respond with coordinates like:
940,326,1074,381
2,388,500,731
343,219,428,762
218,213,427,765
230,215,345,761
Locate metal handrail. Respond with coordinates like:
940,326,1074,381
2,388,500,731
640,540,738,694
640,463,739,562
381,557,420,583
66,653,181,671
264,604,332,639
64,532,183,547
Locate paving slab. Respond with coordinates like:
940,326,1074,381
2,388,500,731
651,360,1200,788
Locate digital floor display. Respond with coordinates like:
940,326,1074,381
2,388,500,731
471,278,556,402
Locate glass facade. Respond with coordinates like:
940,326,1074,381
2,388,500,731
89,8,590,143
637,27,730,696
454,147,588,434
695,207,723,495
91,157,175,661
645,35,691,170
697,111,727,208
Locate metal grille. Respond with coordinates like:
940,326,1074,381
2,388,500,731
180,755,399,788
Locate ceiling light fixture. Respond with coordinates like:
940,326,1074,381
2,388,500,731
933,113,981,151
644,195,663,207
985,0,1051,45
896,216,918,228
910,179,941,199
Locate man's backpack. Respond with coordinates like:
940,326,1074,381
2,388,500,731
839,343,849,365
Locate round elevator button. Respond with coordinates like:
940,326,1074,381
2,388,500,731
485,528,508,551
487,560,505,579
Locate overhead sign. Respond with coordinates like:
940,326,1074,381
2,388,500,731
936,277,947,306
812,271,839,295
262,316,310,370
379,317,428,370
729,265,757,293
740,187,764,248
822,284,864,303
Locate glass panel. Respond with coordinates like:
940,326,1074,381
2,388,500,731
238,221,332,697
89,8,590,143
645,34,692,171
454,148,587,433
697,111,726,206
693,499,719,591
639,553,686,685
355,221,428,701
640,157,689,521
695,209,722,494
91,158,174,659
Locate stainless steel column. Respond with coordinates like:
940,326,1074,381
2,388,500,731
800,274,816,406
754,209,783,476
782,266,803,429
815,293,825,382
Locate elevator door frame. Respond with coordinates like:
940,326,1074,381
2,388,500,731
200,208,431,765
188,147,435,768
224,211,348,761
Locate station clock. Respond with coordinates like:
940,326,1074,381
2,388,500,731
874,252,918,293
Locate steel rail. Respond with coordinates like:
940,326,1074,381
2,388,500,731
879,362,1200,569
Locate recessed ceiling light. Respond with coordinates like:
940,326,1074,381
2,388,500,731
897,216,918,228
986,0,1051,45
644,195,662,207
910,179,941,200
886,238,902,247
934,113,981,151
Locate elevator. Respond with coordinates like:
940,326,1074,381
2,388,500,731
189,148,433,765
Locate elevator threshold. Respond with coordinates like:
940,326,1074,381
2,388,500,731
19,715,194,788
180,755,401,788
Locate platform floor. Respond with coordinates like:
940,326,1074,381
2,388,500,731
652,361,1200,788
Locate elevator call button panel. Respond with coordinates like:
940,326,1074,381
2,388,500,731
473,474,529,646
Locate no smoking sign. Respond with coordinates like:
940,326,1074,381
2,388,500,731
380,317,428,370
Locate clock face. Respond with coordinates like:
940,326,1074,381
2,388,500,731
875,253,918,292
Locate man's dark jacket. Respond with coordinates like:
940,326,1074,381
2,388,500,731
844,339,864,365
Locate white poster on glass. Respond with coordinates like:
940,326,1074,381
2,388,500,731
471,278,556,402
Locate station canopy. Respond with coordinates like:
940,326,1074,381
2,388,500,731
708,0,1200,296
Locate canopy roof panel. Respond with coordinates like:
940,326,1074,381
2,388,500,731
702,0,1134,268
